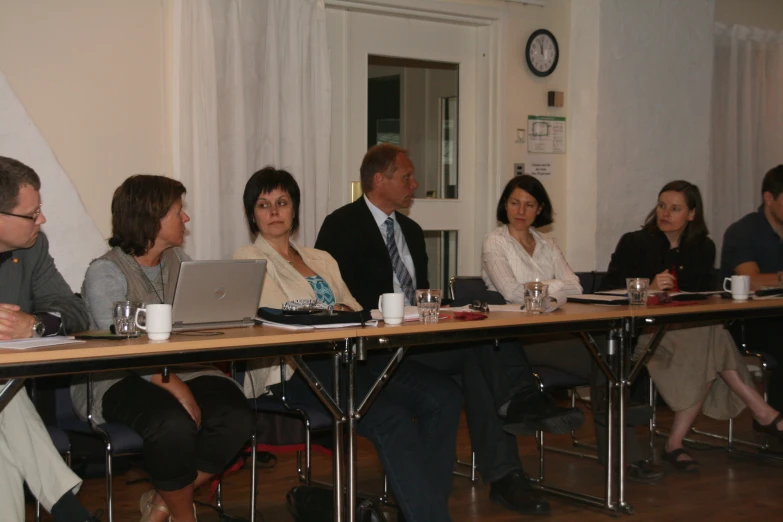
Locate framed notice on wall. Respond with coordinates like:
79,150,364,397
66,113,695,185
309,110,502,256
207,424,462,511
527,116,566,153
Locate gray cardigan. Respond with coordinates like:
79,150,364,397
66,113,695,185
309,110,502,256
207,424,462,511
0,232,89,333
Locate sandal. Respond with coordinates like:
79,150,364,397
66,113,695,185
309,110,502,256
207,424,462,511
662,448,699,473
139,489,170,522
753,413,783,440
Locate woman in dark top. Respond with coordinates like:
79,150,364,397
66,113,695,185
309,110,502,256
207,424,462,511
604,181,783,471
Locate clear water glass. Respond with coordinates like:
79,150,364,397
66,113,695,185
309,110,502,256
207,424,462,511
524,281,549,314
626,278,650,305
416,289,442,324
113,300,142,335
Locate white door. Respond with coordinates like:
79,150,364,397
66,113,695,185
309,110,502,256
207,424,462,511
327,7,491,287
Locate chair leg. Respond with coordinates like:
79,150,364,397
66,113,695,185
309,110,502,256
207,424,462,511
250,432,257,522
648,378,657,463
216,481,222,509
105,445,113,522
536,430,545,482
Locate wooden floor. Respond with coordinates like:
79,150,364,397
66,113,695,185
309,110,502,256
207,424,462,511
26,408,783,521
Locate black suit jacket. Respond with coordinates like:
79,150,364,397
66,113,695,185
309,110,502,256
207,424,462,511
315,198,429,311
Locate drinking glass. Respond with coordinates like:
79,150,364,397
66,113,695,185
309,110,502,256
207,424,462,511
416,289,442,324
626,278,650,305
524,281,549,314
113,300,142,335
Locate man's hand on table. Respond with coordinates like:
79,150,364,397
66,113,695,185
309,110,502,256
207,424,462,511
0,304,35,340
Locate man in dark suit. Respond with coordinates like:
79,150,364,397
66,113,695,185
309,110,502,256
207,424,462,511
316,144,583,515
0,156,96,522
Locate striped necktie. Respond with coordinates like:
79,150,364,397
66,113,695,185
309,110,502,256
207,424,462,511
384,217,416,305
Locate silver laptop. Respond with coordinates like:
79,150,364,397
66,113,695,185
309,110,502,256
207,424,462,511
171,260,266,331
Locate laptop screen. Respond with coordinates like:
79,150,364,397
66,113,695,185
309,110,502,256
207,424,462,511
171,260,266,328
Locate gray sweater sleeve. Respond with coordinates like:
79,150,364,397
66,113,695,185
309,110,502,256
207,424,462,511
82,259,128,330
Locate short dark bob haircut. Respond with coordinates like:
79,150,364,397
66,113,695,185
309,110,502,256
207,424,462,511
360,143,408,194
642,180,708,247
0,156,41,213
495,175,553,227
761,165,783,199
109,175,186,257
243,166,301,237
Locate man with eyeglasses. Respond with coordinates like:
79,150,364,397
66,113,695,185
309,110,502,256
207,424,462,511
0,156,97,521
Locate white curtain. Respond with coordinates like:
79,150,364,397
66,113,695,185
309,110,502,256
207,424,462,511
170,0,331,260
711,23,783,257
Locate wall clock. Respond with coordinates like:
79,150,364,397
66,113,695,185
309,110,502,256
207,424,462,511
525,29,559,77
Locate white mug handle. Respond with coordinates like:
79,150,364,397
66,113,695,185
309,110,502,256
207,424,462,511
722,277,731,292
135,307,148,331
378,296,384,313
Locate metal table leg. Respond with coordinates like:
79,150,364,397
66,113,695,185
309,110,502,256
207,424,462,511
0,378,25,411
286,345,349,522
333,352,345,522
346,342,357,522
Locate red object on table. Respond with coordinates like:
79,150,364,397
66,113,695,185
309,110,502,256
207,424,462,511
453,311,488,321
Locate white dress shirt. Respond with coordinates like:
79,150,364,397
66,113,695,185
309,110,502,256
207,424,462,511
482,225,582,304
364,195,418,304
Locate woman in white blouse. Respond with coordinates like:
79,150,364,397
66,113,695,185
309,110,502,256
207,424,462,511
482,175,581,301
482,175,665,484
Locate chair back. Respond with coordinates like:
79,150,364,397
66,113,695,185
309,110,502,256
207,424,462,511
575,271,608,294
448,276,506,306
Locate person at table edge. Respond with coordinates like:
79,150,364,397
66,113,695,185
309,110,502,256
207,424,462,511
721,164,783,416
0,156,98,522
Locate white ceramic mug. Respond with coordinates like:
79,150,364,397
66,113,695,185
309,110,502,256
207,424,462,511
135,303,173,340
723,275,751,301
377,292,405,325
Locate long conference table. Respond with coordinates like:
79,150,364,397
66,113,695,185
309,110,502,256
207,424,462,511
2,296,783,521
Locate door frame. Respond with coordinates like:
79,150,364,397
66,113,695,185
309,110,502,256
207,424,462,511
325,0,505,275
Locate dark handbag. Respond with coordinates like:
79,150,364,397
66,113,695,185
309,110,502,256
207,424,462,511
286,485,384,522
257,307,372,326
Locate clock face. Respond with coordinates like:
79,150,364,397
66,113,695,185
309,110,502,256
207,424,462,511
526,29,559,77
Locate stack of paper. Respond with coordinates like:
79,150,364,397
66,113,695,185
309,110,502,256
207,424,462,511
0,336,84,350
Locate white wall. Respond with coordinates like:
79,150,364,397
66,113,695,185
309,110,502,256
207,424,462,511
567,0,715,271
496,0,571,246
0,0,167,239
715,0,783,30
6,0,780,275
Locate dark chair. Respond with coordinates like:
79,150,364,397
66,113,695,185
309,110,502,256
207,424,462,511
448,275,505,306
54,378,143,522
575,271,608,294
28,380,73,522
58,373,261,522
529,367,593,482
237,360,400,506
236,361,332,486
449,275,594,481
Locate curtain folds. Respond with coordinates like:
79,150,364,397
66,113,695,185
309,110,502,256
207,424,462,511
171,0,330,260
711,23,783,257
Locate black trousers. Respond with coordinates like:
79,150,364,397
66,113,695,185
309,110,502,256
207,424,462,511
407,343,527,484
270,354,461,522
730,318,783,411
102,375,255,491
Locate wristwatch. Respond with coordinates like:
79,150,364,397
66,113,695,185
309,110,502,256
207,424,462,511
31,315,45,338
